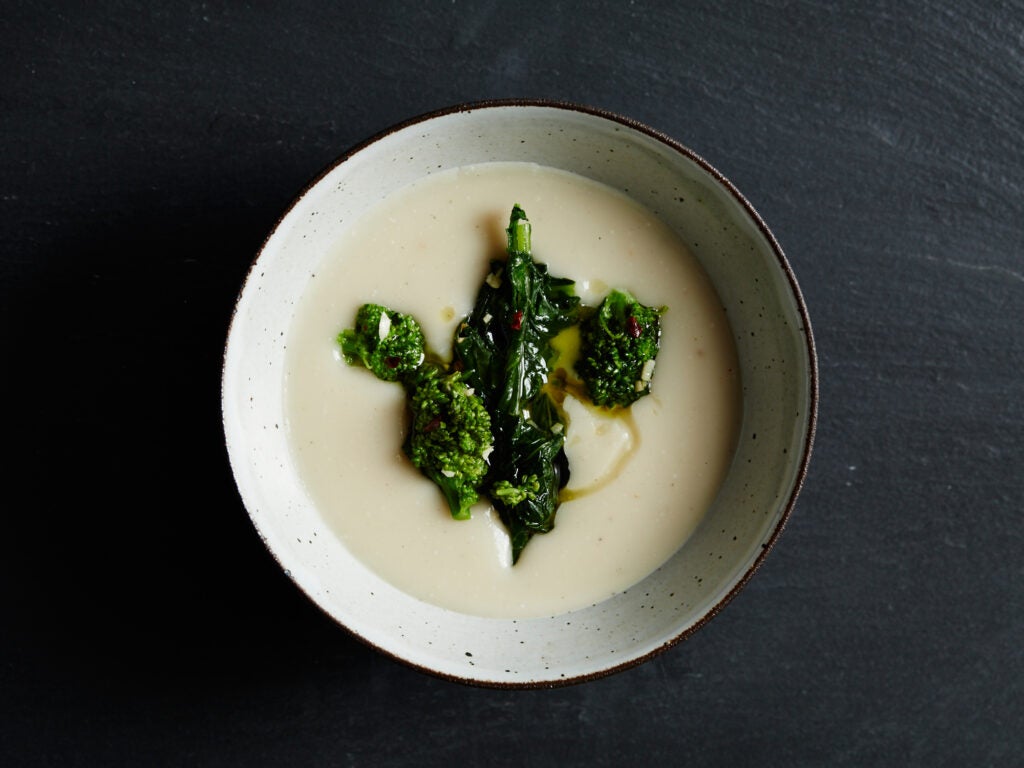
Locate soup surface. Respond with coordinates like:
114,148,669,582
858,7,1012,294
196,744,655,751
284,162,739,618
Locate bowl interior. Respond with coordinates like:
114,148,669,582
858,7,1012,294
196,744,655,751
222,103,815,686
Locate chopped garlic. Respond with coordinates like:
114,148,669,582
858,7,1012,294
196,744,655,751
377,312,391,340
481,445,494,463
551,423,563,435
482,312,493,325
634,380,646,392
641,359,656,382
440,469,456,478
485,272,502,289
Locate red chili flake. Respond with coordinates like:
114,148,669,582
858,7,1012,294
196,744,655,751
423,416,441,432
385,356,401,368
510,310,524,331
626,316,642,339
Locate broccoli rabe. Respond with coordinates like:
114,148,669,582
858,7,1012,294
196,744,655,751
403,365,492,520
338,303,425,382
491,474,540,508
576,289,666,407
340,304,492,519
454,204,578,562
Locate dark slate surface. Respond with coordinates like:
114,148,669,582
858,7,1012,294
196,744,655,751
3,1,1021,765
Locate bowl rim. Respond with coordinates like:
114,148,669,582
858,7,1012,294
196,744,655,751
222,98,819,688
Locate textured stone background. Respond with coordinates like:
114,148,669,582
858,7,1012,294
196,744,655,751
3,1,1021,765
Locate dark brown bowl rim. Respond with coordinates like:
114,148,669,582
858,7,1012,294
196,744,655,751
221,97,819,690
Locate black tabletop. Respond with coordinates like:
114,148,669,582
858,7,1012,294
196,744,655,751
4,2,1021,765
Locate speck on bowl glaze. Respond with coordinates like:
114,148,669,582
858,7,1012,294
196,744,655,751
222,101,817,687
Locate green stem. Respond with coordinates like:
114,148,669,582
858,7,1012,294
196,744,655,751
506,204,531,255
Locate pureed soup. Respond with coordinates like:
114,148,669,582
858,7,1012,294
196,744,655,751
284,162,740,619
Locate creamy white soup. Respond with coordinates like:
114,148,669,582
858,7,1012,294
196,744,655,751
284,162,739,618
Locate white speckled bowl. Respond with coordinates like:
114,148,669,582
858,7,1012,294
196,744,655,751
222,101,817,687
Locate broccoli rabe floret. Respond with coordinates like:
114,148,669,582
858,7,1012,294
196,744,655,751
339,303,425,382
339,303,493,520
576,289,666,407
404,365,493,520
490,474,541,508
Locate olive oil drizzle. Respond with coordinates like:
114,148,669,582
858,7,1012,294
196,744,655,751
560,408,639,502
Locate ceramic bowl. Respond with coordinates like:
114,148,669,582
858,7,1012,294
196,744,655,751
222,101,817,687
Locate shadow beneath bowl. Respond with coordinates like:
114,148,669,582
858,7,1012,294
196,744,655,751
4,187,370,694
